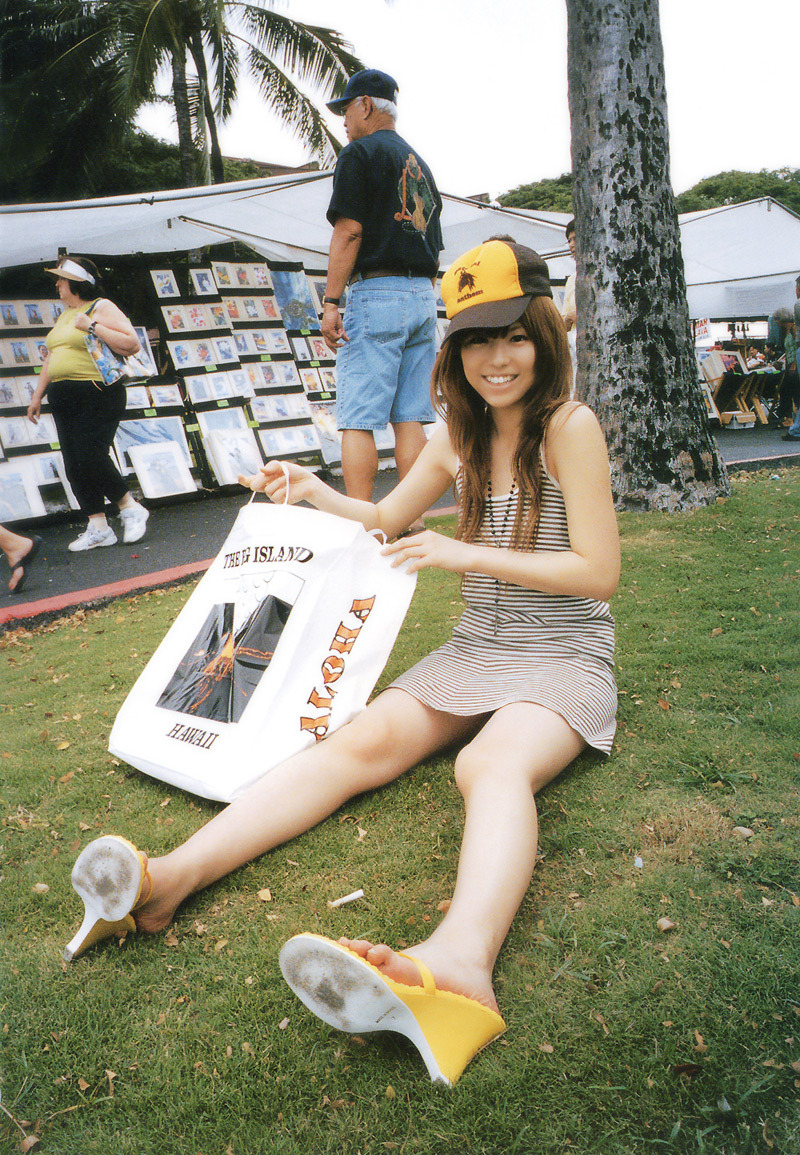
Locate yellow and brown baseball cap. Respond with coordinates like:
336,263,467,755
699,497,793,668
440,240,552,341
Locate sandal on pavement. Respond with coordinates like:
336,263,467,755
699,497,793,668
279,933,506,1085
8,534,42,595
63,835,152,962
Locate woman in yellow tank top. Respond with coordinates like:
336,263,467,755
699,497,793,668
27,257,151,550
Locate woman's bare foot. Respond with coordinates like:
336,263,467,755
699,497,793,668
338,937,500,1015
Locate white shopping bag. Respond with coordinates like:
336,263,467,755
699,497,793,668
109,498,416,801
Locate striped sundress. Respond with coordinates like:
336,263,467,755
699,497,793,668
390,458,617,753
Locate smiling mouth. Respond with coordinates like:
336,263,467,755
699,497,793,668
484,376,515,385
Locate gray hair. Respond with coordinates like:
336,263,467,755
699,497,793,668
371,95,398,121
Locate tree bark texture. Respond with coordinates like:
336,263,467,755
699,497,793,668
171,49,197,187
566,0,729,511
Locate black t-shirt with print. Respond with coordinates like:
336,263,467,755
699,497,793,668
326,130,443,276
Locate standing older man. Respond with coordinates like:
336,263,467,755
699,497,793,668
322,69,443,500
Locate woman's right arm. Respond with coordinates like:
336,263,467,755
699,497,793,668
27,356,50,423
240,425,457,539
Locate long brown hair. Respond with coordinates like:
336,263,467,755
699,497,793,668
432,295,572,549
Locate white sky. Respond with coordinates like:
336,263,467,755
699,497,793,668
138,0,796,199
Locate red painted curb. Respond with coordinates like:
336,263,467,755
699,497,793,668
0,559,213,627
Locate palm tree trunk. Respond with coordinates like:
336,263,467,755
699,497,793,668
566,0,728,511
171,48,196,187
189,32,225,185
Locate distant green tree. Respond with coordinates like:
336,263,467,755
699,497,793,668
498,173,573,213
674,168,800,214
0,0,360,202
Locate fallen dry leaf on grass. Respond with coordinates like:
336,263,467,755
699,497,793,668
657,917,677,933
257,888,272,902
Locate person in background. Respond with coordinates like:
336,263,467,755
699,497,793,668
321,69,443,506
0,524,42,594
26,257,150,550
560,219,578,390
780,301,800,440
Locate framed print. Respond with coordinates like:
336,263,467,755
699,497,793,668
208,372,235,400
31,338,49,365
125,384,150,409
148,383,184,408
318,367,337,394
205,427,263,485
196,405,249,435
0,302,20,328
150,269,180,298
274,361,301,389
114,415,192,474
209,303,228,329
185,303,212,330
14,376,42,407
308,336,331,363
129,441,197,498
0,459,47,520
259,296,280,321
221,296,242,323
234,331,254,357
212,336,238,364
23,301,46,327
189,268,216,297
0,415,33,449
264,329,291,355
33,450,80,511
183,373,212,404
211,261,233,288
240,296,262,321
291,336,312,361
299,367,322,395
8,338,34,366
132,328,158,376
195,340,216,366
0,379,21,408
251,263,272,289
28,414,58,444
257,428,282,457
271,268,321,332
162,305,187,332
308,400,342,464
229,369,251,398
305,275,324,316
47,300,65,325
249,395,276,423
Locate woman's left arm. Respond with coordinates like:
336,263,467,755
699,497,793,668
385,406,620,601
73,299,140,356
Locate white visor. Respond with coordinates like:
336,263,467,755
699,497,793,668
45,258,96,285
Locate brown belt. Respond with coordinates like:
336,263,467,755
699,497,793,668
352,268,415,282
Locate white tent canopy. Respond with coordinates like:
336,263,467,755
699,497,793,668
2,178,796,320
0,170,571,276
678,198,800,320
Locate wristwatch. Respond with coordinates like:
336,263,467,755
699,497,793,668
322,296,340,307
88,320,97,334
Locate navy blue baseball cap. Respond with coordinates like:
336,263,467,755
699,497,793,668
326,69,399,115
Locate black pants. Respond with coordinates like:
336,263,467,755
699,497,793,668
48,379,128,515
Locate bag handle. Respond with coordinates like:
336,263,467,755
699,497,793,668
248,460,291,505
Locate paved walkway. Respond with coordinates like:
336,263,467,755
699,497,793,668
2,425,797,628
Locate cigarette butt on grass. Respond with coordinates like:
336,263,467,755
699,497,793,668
327,888,365,909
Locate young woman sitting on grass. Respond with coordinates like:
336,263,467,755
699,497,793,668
63,240,621,1086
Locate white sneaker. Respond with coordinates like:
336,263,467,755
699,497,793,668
119,505,149,544
68,524,117,552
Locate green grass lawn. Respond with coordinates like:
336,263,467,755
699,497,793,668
2,467,799,1155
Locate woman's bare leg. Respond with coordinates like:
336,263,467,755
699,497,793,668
341,703,586,1012
135,690,480,932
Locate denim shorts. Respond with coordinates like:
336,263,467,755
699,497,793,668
335,275,437,430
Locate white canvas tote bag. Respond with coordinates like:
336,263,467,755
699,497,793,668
109,497,416,801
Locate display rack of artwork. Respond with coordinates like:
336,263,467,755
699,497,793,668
0,295,79,519
207,260,326,466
